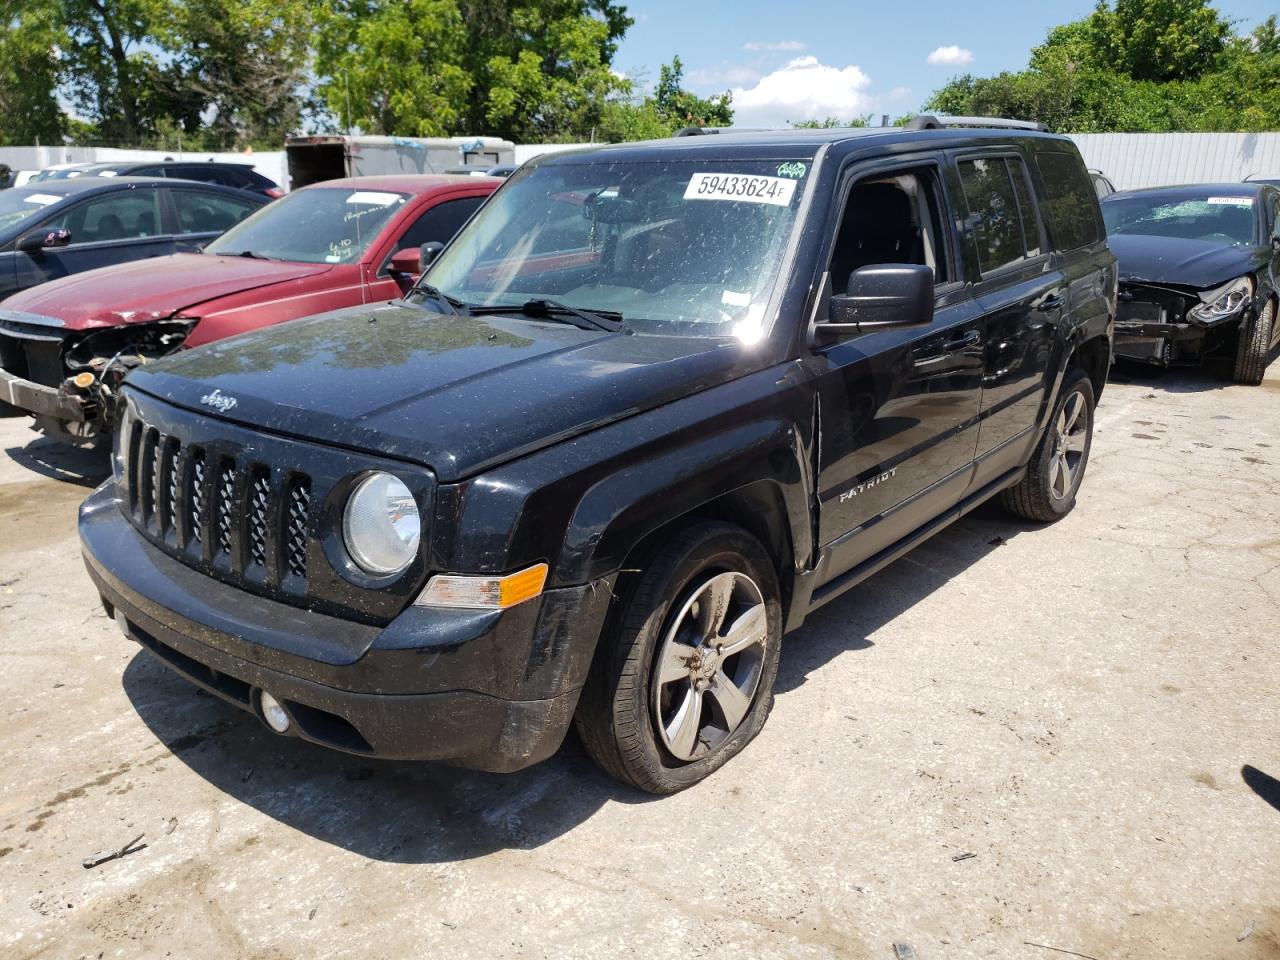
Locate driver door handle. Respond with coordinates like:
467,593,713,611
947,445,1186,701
946,329,980,351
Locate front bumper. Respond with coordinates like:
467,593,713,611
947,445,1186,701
1113,302,1244,364
0,366,87,421
79,484,614,771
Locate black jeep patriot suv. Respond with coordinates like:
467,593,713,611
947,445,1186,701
79,119,1115,793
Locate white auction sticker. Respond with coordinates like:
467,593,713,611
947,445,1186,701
345,191,402,206
23,193,61,206
1207,197,1252,206
684,173,797,206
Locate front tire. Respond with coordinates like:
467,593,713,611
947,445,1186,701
575,521,782,794
1232,297,1276,386
1000,370,1095,523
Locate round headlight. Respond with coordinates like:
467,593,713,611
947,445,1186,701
342,473,421,575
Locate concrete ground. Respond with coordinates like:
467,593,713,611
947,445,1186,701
0,361,1277,960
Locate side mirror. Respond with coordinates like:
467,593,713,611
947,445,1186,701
819,264,934,335
388,248,420,275
418,241,444,272
17,228,71,253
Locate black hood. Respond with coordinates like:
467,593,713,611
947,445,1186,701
127,301,763,481
1108,233,1270,290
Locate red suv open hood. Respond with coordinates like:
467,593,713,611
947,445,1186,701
1,254,334,330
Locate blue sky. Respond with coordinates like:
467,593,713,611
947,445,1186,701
612,1,1279,125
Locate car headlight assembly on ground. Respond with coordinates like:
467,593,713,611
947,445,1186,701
1189,276,1253,325
342,472,421,575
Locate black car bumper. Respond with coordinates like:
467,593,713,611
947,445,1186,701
79,484,614,772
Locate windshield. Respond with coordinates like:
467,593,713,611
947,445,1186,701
205,187,409,263
0,189,68,232
1103,193,1258,246
421,158,811,338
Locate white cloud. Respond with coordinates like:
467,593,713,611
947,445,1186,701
887,86,912,100
927,45,974,66
731,56,873,127
688,64,763,89
742,40,807,52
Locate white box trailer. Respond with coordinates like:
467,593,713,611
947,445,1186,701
285,135,516,189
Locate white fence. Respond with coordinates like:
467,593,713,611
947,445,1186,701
1067,133,1280,190
6,134,1280,194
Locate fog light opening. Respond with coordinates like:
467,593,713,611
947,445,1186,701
259,691,292,734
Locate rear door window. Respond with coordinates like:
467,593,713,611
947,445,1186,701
171,189,259,235
957,157,1040,275
44,190,164,243
1034,151,1104,250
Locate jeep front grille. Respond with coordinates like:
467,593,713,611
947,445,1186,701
115,390,432,624
125,416,315,593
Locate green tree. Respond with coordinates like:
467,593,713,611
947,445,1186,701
59,0,171,144
315,0,472,137
0,0,67,145
926,0,1278,132
314,0,633,142
595,57,733,142
162,0,315,149
652,56,731,129
483,3,627,141
1086,0,1230,82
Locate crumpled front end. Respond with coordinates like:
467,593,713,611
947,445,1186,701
0,308,193,441
1113,280,1246,366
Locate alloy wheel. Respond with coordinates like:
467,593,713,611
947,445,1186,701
1049,388,1089,501
651,571,768,762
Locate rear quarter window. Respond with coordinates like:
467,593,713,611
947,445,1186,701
1035,151,1104,251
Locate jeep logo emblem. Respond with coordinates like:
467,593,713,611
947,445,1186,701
200,388,238,413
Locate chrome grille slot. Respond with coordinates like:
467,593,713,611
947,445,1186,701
126,418,143,513
247,466,270,570
162,439,180,538
139,427,160,526
285,477,310,580
215,460,236,559
188,448,206,545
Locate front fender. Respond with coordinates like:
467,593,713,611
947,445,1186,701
558,416,813,585
428,362,817,589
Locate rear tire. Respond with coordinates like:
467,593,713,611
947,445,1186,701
575,521,782,794
1232,298,1275,386
1000,370,1095,523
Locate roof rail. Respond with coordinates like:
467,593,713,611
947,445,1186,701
906,114,1049,133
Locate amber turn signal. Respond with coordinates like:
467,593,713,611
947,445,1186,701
415,562,549,610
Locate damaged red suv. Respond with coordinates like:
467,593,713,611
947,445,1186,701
0,175,498,443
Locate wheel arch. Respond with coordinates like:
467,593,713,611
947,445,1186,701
554,412,813,626
613,480,800,625
1072,333,1111,403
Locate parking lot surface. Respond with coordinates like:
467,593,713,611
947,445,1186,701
1,363,1277,960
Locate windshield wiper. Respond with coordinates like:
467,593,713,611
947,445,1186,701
214,250,278,260
470,299,627,333
411,284,469,316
